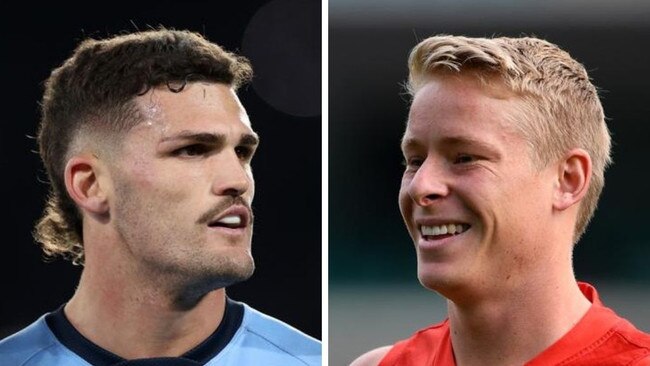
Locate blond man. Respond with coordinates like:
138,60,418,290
352,35,650,366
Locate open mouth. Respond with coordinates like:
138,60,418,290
208,214,247,229
419,223,470,240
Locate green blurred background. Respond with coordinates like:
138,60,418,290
329,0,650,364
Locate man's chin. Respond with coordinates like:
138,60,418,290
174,263,255,310
204,258,256,288
418,269,463,294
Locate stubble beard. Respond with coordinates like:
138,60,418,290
113,181,256,309
171,254,255,310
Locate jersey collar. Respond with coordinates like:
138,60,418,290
45,297,244,366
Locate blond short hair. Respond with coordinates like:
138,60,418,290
407,35,612,241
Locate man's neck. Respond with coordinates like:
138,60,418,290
64,267,226,359
447,270,591,366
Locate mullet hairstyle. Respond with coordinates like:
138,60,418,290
407,35,612,241
36,29,253,264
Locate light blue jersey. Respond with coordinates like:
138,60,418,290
0,299,321,366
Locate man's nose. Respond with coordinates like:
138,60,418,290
211,151,251,197
407,158,449,206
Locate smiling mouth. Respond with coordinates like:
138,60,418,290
419,223,470,240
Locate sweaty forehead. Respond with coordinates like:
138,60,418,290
132,82,253,134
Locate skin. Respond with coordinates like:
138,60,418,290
352,74,592,366
63,82,259,358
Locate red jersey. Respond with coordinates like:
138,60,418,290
379,283,650,365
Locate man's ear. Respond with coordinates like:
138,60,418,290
64,155,109,215
553,148,592,211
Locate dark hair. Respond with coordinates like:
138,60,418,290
35,29,253,264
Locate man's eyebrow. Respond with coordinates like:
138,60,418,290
439,136,500,153
401,136,421,152
161,131,224,144
160,131,259,146
400,135,500,153
240,133,259,146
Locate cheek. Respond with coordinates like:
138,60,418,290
398,173,412,199
454,174,496,216
119,153,157,184
398,186,413,222
478,175,547,244
129,168,155,188
246,167,255,199
121,163,195,204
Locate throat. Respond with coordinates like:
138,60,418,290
447,284,592,366
65,282,228,359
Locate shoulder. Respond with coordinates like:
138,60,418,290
227,303,321,366
0,315,78,366
350,346,392,366
564,300,650,365
634,355,650,366
613,320,650,364
615,318,650,345
598,302,650,354
350,321,450,366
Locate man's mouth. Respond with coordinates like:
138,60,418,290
209,215,245,229
419,223,470,240
207,205,250,230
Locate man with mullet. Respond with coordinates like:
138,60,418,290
0,29,320,366
352,35,650,365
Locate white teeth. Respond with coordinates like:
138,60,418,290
217,215,241,225
420,224,468,237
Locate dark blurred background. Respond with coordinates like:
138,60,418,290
0,1,321,340
329,0,650,364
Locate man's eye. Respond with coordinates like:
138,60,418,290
235,146,253,160
454,154,476,164
174,144,209,157
402,157,424,168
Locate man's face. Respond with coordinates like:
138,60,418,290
399,75,556,298
107,82,258,292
